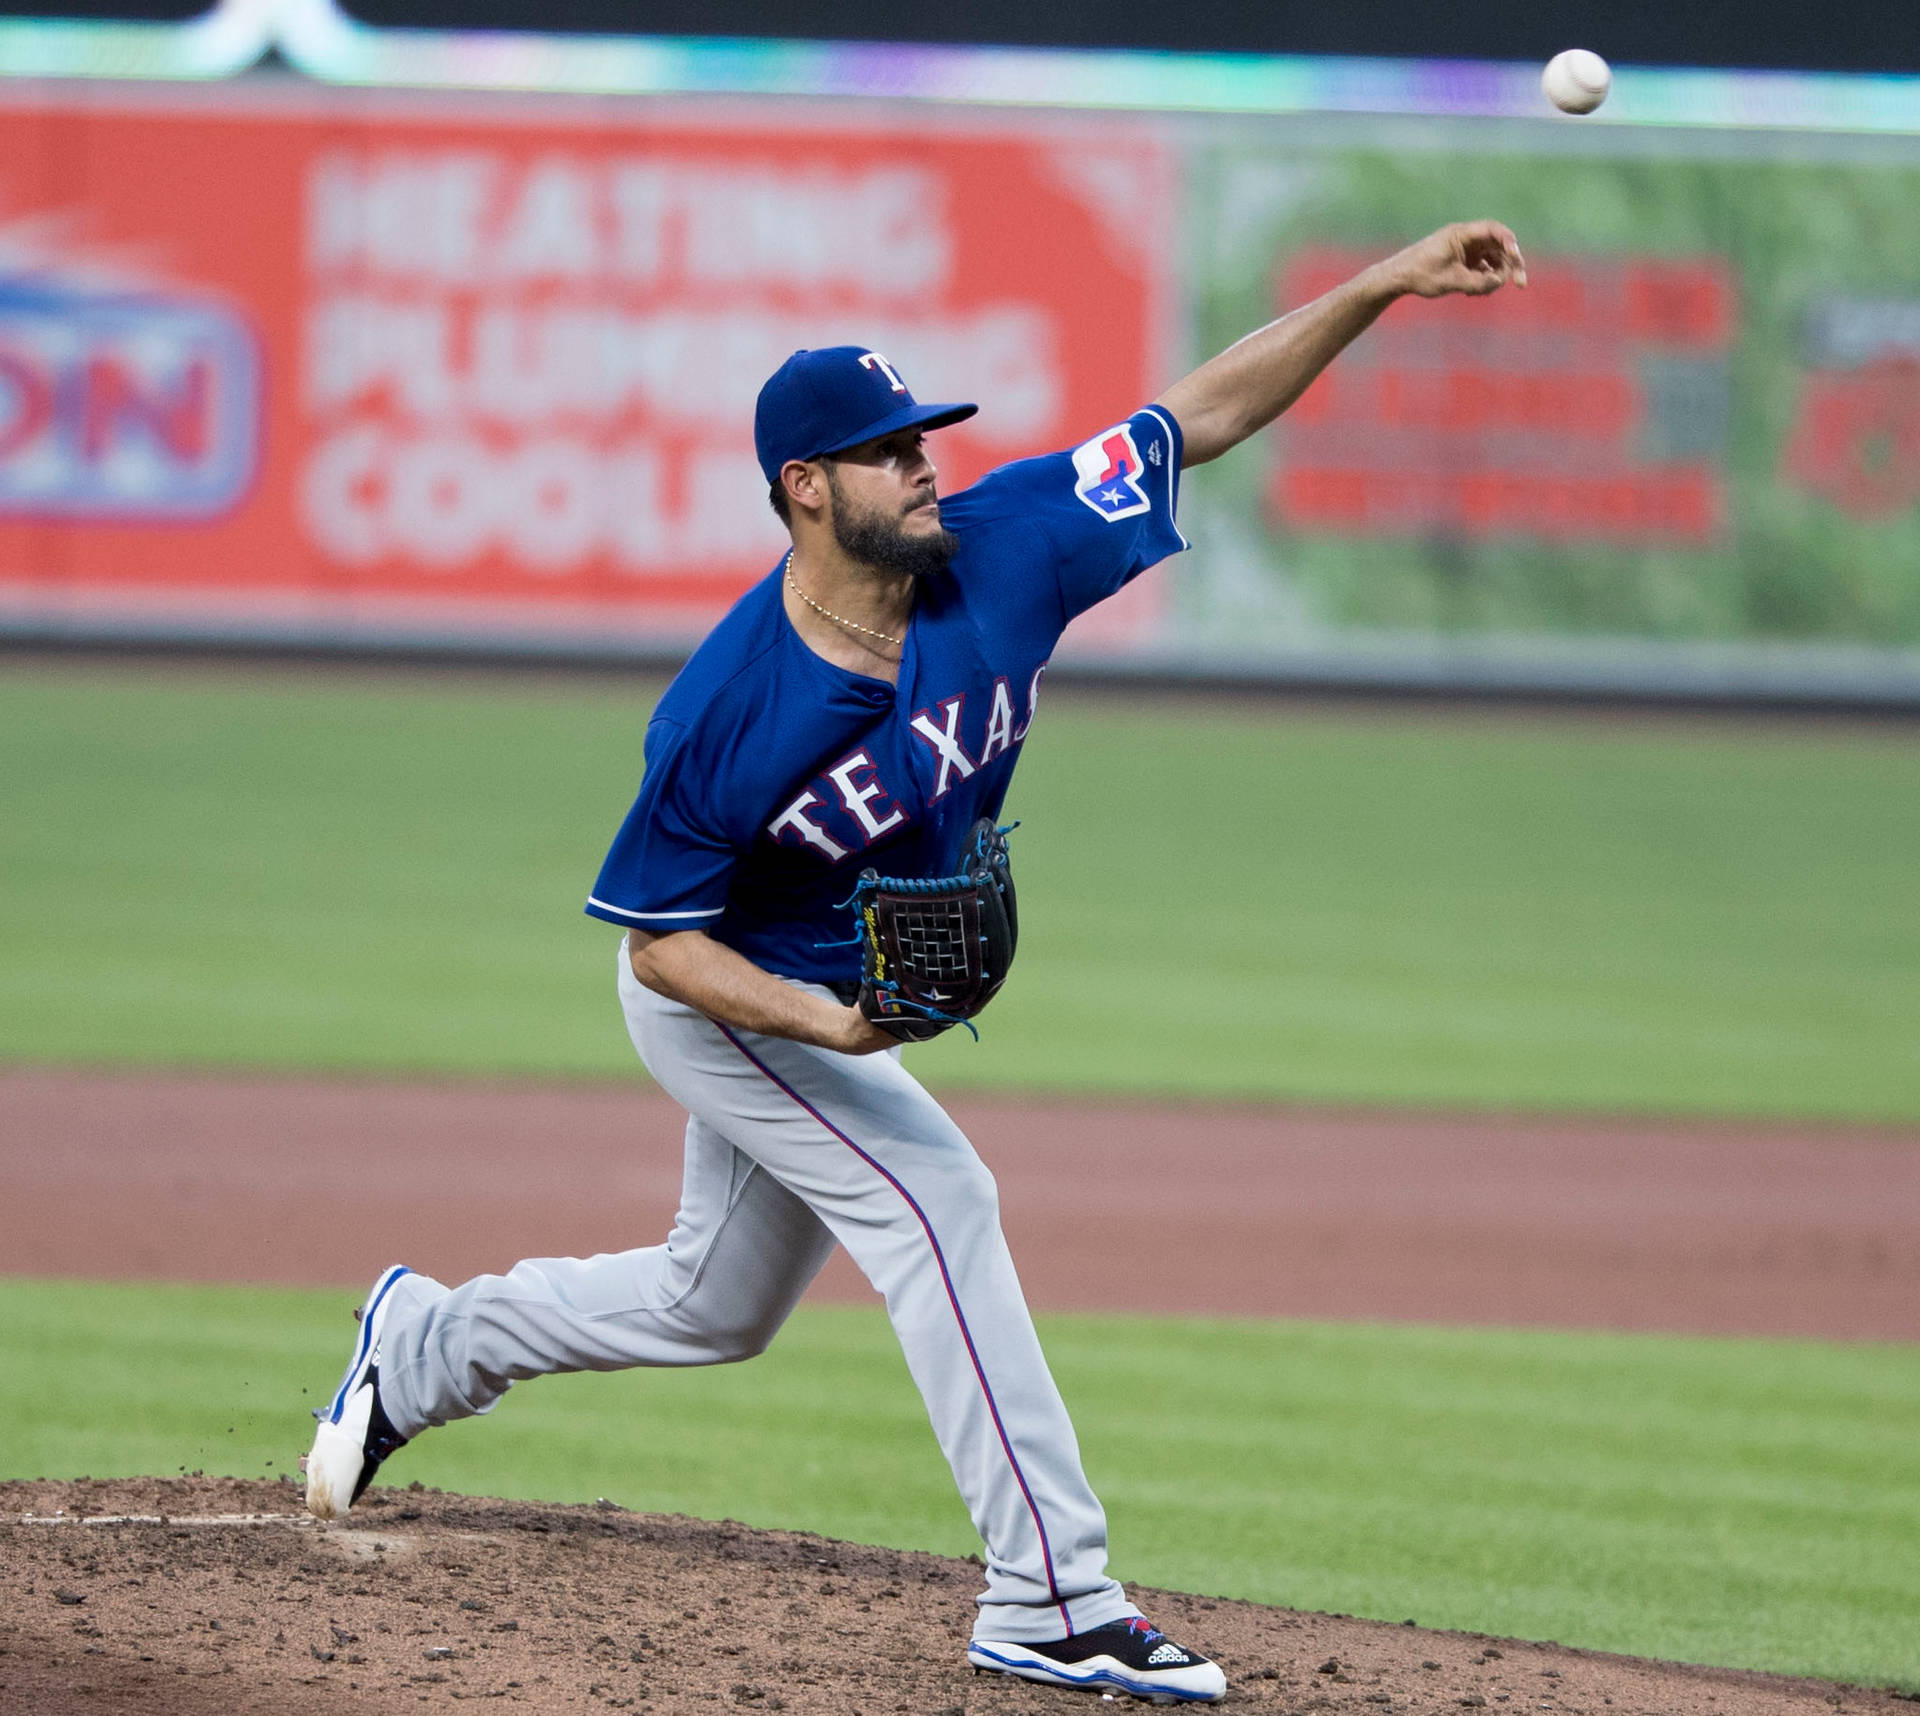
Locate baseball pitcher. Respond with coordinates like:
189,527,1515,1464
305,221,1526,1705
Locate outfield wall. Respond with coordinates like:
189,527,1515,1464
1,77,1918,703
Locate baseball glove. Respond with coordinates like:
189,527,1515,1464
849,819,1019,1042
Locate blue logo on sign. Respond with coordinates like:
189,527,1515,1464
0,276,259,520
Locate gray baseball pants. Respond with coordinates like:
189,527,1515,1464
373,941,1138,1643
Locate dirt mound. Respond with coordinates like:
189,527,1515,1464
2,1479,1907,1716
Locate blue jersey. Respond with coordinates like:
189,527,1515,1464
585,405,1186,981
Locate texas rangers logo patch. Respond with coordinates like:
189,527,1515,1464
1071,422,1153,521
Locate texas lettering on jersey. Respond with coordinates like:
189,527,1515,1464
766,667,1047,862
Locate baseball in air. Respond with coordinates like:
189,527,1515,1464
1542,48,1612,114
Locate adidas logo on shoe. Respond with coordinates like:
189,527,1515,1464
968,1616,1225,1703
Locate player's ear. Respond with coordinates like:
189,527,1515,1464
782,459,829,522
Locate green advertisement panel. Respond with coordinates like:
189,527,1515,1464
1166,120,1920,698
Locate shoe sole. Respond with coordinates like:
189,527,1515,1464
304,1264,411,1521
968,1641,1226,1704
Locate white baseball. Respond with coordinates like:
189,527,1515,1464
1542,48,1612,114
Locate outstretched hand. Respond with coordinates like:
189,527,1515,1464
1381,221,1527,299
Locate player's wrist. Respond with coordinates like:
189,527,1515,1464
808,996,865,1052
1358,254,1414,306
822,1001,897,1056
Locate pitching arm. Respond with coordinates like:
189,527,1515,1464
1157,220,1526,469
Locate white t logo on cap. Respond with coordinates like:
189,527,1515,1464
858,351,908,393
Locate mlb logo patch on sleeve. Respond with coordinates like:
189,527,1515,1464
1071,422,1154,520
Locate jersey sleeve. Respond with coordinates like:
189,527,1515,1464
584,716,738,931
961,404,1187,625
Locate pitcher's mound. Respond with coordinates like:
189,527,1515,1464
0,1478,1904,1715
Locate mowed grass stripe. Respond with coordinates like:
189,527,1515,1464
3,663,1918,1118
1,1279,1914,1691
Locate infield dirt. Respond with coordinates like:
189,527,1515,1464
6,1069,1917,1339
5,1477,1913,1716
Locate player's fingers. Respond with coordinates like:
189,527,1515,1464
1452,247,1511,287
1501,229,1528,285
1446,259,1513,296
1455,220,1527,284
1454,217,1520,249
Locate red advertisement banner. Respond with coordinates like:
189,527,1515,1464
0,91,1171,645
1268,247,1737,546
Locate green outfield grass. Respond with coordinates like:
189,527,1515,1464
3,662,1918,1119
3,1278,1915,1691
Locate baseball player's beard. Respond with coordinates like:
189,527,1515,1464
827,477,959,582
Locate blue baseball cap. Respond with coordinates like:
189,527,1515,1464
754,346,977,484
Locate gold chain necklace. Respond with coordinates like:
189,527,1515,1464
784,551,904,650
